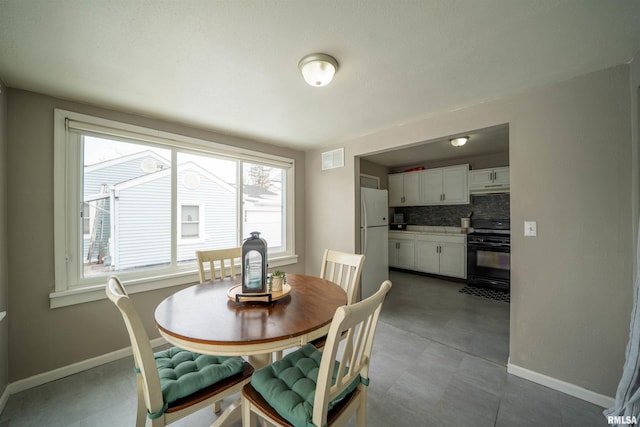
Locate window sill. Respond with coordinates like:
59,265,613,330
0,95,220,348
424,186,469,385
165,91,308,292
49,253,299,308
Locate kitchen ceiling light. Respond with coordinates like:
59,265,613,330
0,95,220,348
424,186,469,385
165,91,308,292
450,136,469,147
298,53,338,87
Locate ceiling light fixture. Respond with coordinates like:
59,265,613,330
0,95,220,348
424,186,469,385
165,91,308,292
298,53,338,87
450,136,469,147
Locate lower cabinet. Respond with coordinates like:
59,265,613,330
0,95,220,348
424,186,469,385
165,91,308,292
436,241,466,278
391,232,466,279
389,235,415,269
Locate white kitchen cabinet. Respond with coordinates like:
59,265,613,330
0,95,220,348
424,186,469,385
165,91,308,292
390,165,468,207
469,166,510,193
420,164,469,205
438,241,466,278
419,169,443,204
414,234,466,278
388,233,415,269
414,238,440,272
388,172,421,206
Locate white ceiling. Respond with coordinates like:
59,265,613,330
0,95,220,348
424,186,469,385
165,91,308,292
1,1,640,158
363,124,509,168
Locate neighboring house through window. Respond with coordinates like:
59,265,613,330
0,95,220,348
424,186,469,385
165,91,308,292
82,202,91,235
180,204,201,240
52,109,297,307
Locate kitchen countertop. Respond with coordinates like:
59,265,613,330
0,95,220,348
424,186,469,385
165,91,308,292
389,225,472,236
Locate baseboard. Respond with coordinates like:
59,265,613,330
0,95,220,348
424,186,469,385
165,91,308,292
7,337,167,396
507,361,615,408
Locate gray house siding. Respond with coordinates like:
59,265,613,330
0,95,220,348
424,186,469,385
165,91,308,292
82,152,246,273
176,166,237,263
84,152,169,198
83,152,169,262
114,174,171,270
111,164,237,271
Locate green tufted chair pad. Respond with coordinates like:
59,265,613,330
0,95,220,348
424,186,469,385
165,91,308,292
154,347,245,405
249,343,362,427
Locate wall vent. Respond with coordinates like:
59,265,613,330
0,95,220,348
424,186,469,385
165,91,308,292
321,148,344,170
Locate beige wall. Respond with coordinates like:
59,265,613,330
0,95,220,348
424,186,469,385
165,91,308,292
5,89,306,382
359,158,389,189
306,64,635,398
0,81,8,397
304,146,359,277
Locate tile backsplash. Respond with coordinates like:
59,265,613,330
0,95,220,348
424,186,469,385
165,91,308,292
394,193,510,226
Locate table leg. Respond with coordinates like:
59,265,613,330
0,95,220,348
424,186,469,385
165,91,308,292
248,352,272,369
211,352,273,427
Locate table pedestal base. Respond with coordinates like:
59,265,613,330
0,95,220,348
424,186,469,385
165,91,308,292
212,397,242,427
211,352,273,427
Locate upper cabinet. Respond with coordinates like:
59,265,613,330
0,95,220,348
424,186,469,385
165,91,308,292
388,172,421,206
468,166,510,193
389,164,469,207
421,164,469,204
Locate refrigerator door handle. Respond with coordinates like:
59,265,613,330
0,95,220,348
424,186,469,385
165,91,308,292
361,194,368,227
362,228,368,255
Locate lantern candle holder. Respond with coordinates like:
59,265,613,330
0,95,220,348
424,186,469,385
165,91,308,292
241,231,268,294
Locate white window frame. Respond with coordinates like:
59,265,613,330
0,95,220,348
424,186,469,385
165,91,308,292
52,109,297,308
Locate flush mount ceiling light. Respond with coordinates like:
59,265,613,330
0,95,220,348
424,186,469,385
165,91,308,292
298,53,338,87
450,136,469,147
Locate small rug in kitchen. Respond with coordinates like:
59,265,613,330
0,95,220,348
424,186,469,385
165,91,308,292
459,285,510,303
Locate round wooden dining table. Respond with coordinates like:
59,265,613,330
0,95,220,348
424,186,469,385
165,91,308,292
154,274,346,426
154,273,347,367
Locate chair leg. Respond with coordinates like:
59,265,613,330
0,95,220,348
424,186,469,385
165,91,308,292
136,377,146,427
149,417,164,427
242,395,258,427
356,389,367,427
356,404,366,427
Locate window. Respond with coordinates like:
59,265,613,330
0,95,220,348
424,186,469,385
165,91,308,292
180,205,201,239
53,110,296,307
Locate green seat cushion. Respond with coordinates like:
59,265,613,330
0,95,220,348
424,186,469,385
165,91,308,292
154,347,244,405
250,343,361,427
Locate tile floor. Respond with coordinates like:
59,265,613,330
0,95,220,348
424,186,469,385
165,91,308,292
0,270,608,426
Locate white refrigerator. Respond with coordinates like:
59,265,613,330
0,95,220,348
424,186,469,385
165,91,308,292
360,188,389,300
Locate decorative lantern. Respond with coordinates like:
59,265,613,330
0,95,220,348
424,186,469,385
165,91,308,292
242,231,268,293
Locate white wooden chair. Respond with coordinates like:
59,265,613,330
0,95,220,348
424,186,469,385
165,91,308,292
320,249,366,305
299,249,366,352
105,275,253,426
196,247,241,283
241,280,392,427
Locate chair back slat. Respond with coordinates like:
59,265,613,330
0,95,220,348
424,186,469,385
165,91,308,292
312,280,392,426
196,247,241,282
320,249,366,304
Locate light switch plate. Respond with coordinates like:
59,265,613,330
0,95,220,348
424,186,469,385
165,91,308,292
524,221,537,237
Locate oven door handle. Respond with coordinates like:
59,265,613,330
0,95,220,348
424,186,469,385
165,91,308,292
468,242,510,249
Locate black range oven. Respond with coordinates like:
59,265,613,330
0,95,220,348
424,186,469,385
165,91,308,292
467,219,510,291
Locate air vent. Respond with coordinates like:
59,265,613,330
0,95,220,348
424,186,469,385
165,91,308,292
321,148,344,170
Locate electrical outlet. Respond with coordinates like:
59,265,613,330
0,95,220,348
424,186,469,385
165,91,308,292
524,221,537,237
